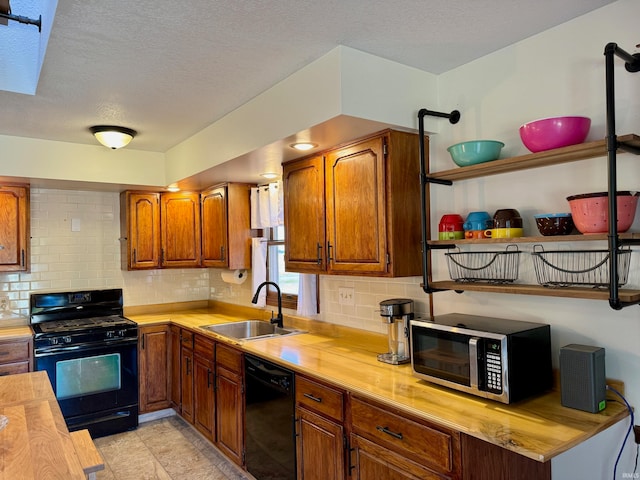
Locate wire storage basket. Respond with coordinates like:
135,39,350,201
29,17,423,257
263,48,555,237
445,245,521,283
531,245,632,288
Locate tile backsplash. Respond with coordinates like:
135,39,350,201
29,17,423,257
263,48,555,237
1,188,429,334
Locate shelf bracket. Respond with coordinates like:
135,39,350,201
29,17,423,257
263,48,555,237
604,42,640,310
418,107,461,295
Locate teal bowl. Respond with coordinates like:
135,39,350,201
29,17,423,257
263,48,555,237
447,140,505,167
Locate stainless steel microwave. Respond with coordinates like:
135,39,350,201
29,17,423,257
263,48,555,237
410,313,552,404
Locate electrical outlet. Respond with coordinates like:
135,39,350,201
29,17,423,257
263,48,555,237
634,425,640,444
338,287,355,306
0,296,8,311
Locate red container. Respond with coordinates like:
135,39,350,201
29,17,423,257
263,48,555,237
567,191,639,234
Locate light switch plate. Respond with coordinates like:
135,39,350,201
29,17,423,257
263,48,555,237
338,287,355,306
0,296,8,311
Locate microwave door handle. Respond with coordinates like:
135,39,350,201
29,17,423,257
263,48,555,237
469,337,480,389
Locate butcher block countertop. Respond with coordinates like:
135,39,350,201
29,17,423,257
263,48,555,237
0,371,88,479
128,301,629,463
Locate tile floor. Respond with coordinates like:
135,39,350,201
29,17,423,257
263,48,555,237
94,415,254,480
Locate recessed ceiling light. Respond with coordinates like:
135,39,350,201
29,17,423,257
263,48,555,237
290,142,317,151
261,173,279,179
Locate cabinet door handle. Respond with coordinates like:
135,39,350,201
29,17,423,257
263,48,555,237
316,243,322,265
21,249,25,267
133,248,137,264
207,369,212,388
303,393,322,403
376,425,403,440
327,242,333,262
220,246,225,261
186,357,191,375
141,335,145,350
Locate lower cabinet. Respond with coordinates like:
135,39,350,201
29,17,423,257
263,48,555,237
194,335,215,440
215,344,244,466
0,336,32,376
349,395,461,480
295,375,346,480
180,330,194,423
138,324,170,413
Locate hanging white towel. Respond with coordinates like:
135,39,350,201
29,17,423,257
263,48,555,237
251,237,268,307
297,274,318,316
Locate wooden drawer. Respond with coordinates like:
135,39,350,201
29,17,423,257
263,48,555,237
296,375,344,423
0,361,29,376
194,334,214,359
216,344,242,372
181,330,194,349
350,396,458,474
0,339,31,364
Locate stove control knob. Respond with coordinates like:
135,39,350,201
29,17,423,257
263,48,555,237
51,337,59,345
63,336,72,343
106,331,115,338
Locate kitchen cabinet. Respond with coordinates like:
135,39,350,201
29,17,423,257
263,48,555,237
180,329,194,423
169,325,182,410
0,184,29,272
215,343,244,466
295,375,346,480
0,336,32,376
423,134,640,304
349,395,461,480
138,325,170,413
193,334,215,440
283,129,425,276
120,191,201,270
201,183,253,269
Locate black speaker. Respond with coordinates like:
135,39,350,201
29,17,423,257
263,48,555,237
559,344,606,413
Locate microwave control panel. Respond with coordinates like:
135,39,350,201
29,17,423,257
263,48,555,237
484,340,503,393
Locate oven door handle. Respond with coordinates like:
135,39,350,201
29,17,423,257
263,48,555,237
469,337,480,389
34,338,138,357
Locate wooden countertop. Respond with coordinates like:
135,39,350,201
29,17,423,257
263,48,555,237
0,371,87,479
131,304,629,463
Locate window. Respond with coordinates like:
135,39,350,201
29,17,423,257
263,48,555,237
266,226,299,310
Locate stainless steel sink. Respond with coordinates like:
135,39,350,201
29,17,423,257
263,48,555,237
199,320,305,341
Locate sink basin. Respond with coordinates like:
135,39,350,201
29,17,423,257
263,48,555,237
200,320,305,341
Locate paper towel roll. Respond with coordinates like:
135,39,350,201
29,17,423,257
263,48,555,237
221,269,248,285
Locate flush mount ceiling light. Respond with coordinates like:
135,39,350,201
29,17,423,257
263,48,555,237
90,125,137,150
290,142,317,151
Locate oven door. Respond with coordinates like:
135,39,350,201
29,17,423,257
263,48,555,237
34,340,138,437
410,321,476,388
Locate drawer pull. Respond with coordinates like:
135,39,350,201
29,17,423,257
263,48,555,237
303,393,322,403
376,425,403,440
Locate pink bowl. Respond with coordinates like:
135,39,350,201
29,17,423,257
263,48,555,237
567,191,639,234
519,116,591,153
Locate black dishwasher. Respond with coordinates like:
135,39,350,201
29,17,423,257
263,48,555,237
244,354,296,480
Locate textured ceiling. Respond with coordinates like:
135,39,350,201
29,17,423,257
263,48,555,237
0,0,616,155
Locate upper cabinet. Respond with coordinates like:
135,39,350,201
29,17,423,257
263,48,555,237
201,183,252,270
0,184,30,272
121,185,253,271
120,191,201,270
283,130,425,277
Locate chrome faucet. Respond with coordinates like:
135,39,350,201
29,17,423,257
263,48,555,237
251,281,283,328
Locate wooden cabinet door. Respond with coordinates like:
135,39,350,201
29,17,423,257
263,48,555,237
121,191,161,270
201,186,228,268
216,344,244,466
181,346,194,424
169,325,181,411
350,434,445,480
138,325,170,413
0,185,29,272
296,407,345,480
160,192,202,268
194,353,215,440
325,137,388,274
283,155,326,273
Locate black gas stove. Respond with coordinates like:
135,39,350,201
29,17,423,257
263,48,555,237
30,288,139,438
